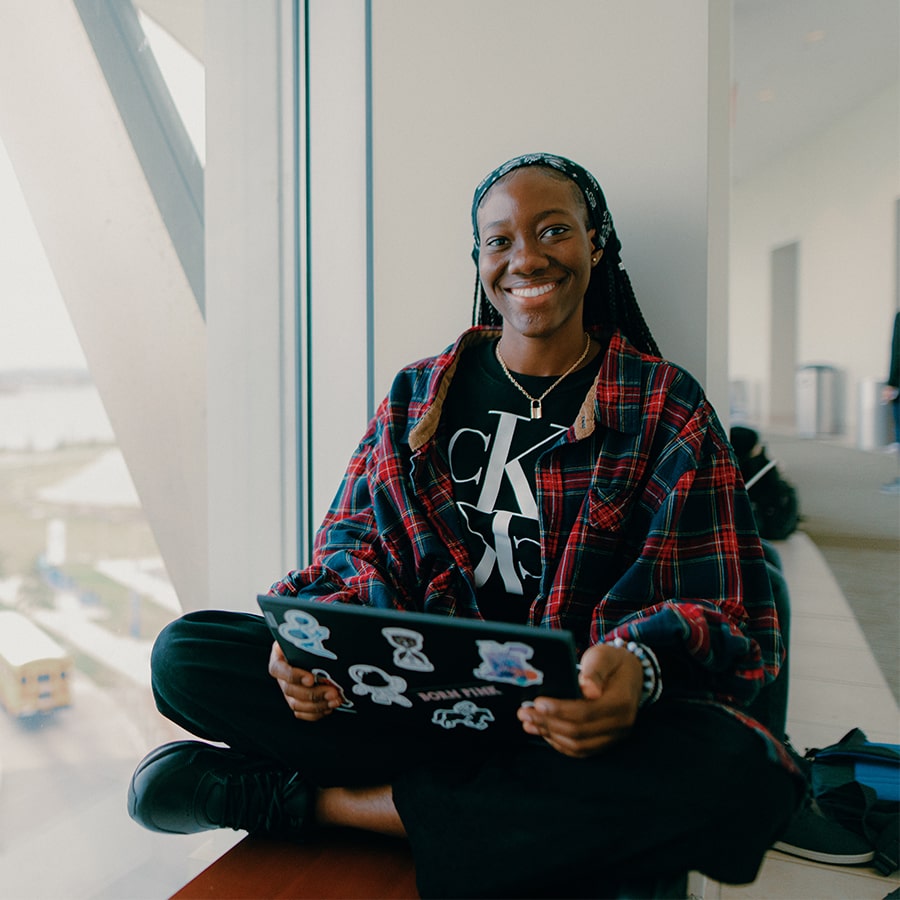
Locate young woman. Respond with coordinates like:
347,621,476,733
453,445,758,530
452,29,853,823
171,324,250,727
129,153,802,898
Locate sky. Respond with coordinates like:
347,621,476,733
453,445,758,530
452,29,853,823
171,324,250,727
0,13,203,375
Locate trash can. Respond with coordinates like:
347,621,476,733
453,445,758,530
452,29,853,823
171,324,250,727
796,364,842,438
857,378,893,450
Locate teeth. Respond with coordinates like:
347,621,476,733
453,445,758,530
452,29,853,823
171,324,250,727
509,283,556,298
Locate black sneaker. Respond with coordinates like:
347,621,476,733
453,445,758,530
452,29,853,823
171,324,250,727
128,740,312,839
773,803,875,866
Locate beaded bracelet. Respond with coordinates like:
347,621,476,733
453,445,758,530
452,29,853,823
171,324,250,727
610,637,663,707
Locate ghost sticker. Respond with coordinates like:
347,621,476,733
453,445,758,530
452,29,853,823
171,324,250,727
311,668,355,712
432,700,495,731
381,627,434,672
348,664,413,708
276,608,337,660
473,640,544,687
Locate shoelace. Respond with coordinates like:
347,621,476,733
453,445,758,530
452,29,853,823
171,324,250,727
217,768,306,834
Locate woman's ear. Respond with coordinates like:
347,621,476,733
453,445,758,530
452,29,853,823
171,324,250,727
591,247,604,268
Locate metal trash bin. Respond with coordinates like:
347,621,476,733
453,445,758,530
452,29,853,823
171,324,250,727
796,364,842,438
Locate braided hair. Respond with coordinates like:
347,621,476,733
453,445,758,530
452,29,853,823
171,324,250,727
470,153,661,358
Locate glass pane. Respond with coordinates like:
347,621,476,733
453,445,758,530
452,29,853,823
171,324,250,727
0,130,234,900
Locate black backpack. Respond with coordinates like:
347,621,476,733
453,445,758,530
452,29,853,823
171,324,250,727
729,426,800,541
806,728,900,876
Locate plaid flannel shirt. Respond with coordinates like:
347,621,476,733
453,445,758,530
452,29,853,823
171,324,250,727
272,327,783,713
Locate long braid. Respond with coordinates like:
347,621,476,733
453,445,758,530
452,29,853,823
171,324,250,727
612,265,660,357
583,255,660,357
471,272,482,325
473,273,500,327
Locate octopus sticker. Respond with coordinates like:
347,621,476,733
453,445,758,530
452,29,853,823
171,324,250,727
348,664,413,708
473,640,544,688
311,668,354,712
381,627,434,672
275,608,337,660
432,700,495,731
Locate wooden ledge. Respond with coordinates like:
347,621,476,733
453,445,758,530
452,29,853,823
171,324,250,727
171,828,419,899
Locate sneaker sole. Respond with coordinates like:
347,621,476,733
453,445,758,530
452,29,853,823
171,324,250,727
773,840,875,866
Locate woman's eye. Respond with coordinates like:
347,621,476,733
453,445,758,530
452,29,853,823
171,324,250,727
542,225,569,239
484,236,509,249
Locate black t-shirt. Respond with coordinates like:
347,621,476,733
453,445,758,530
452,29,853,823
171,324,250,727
441,338,603,623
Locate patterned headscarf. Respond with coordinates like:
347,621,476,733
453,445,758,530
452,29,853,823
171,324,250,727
470,152,618,263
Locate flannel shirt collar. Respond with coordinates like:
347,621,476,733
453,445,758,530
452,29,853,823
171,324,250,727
408,326,646,451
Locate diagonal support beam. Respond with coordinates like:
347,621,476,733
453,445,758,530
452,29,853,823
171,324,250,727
74,0,205,314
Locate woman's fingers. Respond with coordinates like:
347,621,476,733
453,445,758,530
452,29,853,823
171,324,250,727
267,641,340,720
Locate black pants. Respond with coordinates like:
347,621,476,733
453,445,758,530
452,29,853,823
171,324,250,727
151,611,802,899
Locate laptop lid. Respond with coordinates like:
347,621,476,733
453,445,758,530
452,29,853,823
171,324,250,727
258,594,580,741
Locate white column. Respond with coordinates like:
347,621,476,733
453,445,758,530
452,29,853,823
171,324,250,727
307,0,371,528
205,0,302,610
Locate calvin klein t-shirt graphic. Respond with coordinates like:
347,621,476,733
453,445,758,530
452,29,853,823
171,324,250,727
441,339,603,622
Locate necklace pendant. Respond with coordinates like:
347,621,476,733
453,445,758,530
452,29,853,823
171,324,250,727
530,400,542,420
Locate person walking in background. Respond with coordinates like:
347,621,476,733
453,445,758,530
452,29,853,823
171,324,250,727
881,310,900,494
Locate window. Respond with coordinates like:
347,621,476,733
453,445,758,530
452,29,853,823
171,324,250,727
0,9,238,894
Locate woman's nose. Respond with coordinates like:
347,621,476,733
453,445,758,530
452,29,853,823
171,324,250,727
510,238,548,273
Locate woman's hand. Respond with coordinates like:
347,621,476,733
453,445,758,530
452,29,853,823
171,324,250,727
268,641,342,721
517,642,644,757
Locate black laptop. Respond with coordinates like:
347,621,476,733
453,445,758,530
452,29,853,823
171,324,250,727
258,594,580,740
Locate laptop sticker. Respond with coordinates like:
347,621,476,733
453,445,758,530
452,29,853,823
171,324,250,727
381,627,435,672
275,608,337,660
432,700,495,731
349,664,413,708
311,668,355,712
473,640,544,687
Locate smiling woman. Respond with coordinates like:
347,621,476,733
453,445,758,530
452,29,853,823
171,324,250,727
128,151,804,898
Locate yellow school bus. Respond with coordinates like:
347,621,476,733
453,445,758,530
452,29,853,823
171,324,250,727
0,611,73,716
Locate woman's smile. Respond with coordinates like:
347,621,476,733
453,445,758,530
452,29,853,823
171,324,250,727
506,280,562,300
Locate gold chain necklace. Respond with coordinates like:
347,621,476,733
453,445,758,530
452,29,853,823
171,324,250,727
495,332,592,420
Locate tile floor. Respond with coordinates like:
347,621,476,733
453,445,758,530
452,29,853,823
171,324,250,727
693,532,900,900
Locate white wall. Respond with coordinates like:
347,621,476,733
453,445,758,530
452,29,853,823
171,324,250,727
369,0,729,410
306,0,732,530
729,82,900,436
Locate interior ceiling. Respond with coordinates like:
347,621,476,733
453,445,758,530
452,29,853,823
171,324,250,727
731,0,899,182
135,0,898,184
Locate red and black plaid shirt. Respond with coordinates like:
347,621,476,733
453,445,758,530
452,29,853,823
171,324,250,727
272,327,783,716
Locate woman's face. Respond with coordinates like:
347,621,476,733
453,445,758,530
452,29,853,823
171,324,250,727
476,167,597,344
